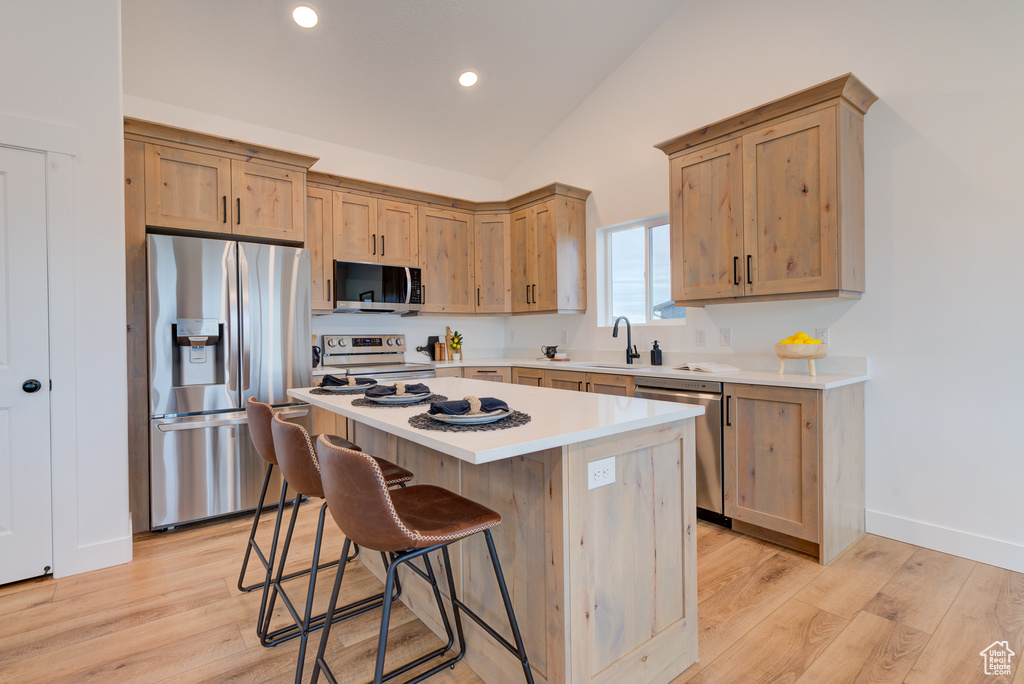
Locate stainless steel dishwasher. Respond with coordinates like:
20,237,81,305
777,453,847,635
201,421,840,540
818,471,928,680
633,376,730,527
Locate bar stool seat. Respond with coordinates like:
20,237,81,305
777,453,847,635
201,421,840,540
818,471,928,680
389,486,500,544
312,436,533,684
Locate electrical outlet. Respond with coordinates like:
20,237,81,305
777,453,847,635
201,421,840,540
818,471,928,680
587,456,615,490
696,329,706,347
560,329,569,345
815,328,830,345
720,328,732,346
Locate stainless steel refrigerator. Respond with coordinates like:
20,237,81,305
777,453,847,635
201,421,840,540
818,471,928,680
147,234,312,529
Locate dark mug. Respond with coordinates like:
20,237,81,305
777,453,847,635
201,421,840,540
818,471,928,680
541,345,558,359
312,345,321,368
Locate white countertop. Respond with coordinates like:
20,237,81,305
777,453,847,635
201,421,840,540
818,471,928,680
290,377,703,465
427,357,868,390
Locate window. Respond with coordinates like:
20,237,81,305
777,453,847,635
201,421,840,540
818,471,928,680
599,214,685,325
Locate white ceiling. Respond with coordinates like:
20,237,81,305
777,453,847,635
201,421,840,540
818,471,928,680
121,0,684,180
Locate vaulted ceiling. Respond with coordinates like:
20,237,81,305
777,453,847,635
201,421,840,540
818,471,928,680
121,0,685,180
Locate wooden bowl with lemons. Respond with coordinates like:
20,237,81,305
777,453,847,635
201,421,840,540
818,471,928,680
775,333,828,376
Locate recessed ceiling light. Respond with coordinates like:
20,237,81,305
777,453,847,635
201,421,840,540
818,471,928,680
459,71,478,88
292,6,318,28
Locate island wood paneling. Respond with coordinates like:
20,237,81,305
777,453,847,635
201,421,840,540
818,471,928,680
566,421,697,684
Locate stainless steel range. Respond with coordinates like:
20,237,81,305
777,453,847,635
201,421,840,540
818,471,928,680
320,334,436,381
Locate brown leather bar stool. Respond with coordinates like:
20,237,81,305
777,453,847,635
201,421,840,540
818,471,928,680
311,435,534,684
267,414,414,684
239,397,365,645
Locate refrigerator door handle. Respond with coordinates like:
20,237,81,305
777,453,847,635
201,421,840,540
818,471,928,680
238,246,252,393
157,416,248,432
226,243,240,397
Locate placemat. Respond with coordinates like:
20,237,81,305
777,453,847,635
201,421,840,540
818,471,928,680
351,394,448,408
408,411,531,432
310,386,374,396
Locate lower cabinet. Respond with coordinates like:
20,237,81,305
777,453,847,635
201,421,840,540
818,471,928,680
534,368,636,397
722,382,865,564
511,367,545,387
433,366,462,378
463,366,511,383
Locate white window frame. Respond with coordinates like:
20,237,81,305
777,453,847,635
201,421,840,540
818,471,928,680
597,213,685,327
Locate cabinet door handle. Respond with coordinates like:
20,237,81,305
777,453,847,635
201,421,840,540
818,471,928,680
236,198,241,225
733,256,739,285
525,284,529,304
327,279,331,301
477,287,481,307
746,255,752,285
532,283,536,304
372,234,377,255
725,395,732,426
223,196,227,223
585,382,591,392
381,235,385,256
421,284,425,303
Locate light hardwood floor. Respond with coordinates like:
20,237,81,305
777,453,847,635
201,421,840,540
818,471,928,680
1,504,1022,683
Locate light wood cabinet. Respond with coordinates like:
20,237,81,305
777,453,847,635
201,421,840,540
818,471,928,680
586,373,634,397
418,207,475,313
658,74,876,306
544,369,635,396
722,381,865,564
474,212,511,313
378,200,419,267
462,366,511,383
511,367,545,387
143,144,305,242
433,366,462,378
547,369,586,392
509,189,587,314
306,187,334,312
333,193,418,266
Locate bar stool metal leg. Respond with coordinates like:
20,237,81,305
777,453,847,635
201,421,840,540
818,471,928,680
237,462,276,593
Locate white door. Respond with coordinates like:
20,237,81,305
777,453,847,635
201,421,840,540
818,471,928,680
0,146,53,585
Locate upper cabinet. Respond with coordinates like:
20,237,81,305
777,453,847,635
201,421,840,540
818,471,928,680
657,74,876,306
306,186,334,313
474,212,511,314
130,120,314,243
509,185,589,314
333,194,418,267
418,206,475,313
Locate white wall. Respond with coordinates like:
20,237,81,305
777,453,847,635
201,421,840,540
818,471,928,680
123,96,504,202
503,0,1024,570
0,0,131,575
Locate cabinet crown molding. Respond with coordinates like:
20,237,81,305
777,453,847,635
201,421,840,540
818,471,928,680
124,118,320,170
654,73,877,157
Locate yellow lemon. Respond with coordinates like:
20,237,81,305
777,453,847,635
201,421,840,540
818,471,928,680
794,331,810,341
809,339,822,344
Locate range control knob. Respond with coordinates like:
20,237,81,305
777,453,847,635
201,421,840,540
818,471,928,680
386,337,394,346
326,338,337,348
395,337,404,347
338,338,347,347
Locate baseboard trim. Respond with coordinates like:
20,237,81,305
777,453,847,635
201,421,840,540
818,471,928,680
866,510,1024,574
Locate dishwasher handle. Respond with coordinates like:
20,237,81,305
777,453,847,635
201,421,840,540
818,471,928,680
634,386,722,403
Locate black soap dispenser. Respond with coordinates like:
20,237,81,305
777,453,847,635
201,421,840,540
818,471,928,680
650,340,663,366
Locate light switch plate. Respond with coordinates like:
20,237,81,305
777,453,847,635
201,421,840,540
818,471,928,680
720,328,732,346
588,456,615,490
696,329,706,347
560,329,569,345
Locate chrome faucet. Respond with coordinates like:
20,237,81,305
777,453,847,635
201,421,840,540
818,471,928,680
612,316,641,364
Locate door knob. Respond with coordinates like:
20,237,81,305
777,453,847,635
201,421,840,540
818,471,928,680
23,379,42,393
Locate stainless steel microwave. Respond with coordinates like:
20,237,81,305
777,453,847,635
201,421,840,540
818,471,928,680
333,261,422,313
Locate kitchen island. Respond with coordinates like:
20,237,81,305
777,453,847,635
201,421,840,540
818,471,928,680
289,377,704,684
